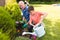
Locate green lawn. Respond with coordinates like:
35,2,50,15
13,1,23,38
15,4,60,40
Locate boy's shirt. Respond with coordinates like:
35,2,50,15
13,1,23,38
22,6,30,22
30,12,43,25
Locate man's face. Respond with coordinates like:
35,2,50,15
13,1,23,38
19,4,25,10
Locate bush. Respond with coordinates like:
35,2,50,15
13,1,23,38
0,30,10,40
5,3,22,21
0,7,16,40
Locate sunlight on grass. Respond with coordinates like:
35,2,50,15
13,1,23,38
15,36,29,40
34,4,60,20
49,32,57,37
34,4,60,40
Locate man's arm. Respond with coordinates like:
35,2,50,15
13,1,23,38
23,17,25,21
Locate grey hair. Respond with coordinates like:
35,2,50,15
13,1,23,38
18,1,24,5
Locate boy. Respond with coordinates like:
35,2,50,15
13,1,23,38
28,6,47,40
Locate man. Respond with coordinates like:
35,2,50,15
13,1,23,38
19,1,29,22
19,1,33,40
28,6,47,40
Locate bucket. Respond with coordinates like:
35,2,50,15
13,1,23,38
33,23,45,37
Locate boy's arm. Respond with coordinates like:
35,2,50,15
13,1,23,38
28,20,35,27
34,12,47,27
40,12,47,18
28,16,35,27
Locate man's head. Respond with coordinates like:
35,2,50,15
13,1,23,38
28,6,34,14
19,1,25,10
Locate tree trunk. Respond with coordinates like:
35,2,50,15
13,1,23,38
0,0,5,6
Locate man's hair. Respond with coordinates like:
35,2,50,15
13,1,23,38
28,6,34,12
19,1,24,5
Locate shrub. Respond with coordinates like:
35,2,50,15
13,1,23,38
5,3,22,21
0,30,10,40
0,7,16,40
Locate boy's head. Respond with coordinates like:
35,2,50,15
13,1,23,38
28,6,34,14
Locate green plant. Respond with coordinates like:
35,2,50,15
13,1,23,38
0,30,10,40
5,3,22,21
0,7,16,40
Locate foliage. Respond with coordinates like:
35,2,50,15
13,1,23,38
30,0,60,4
5,3,22,21
0,7,16,40
0,30,10,40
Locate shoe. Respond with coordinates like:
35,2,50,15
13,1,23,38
32,35,37,40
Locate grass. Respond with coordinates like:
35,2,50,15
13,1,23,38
15,4,60,40
30,1,57,4
34,4,60,40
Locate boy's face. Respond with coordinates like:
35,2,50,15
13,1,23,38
30,10,34,15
